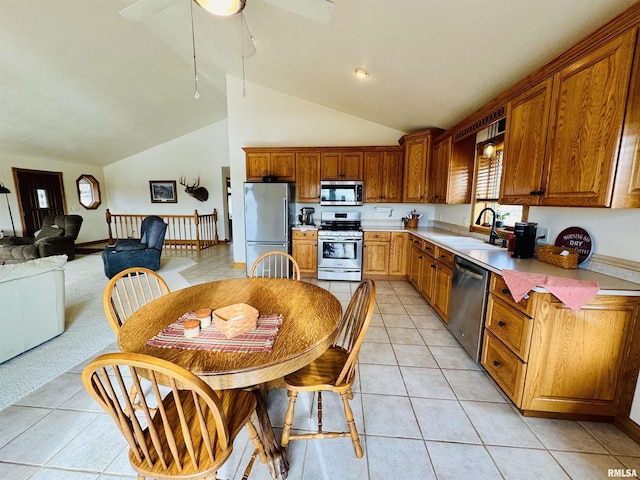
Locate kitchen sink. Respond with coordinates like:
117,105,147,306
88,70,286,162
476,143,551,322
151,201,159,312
430,237,504,250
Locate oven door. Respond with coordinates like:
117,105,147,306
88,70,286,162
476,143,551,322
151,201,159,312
318,236,363,270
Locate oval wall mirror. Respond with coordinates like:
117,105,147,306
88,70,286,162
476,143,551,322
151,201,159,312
76,174,101,209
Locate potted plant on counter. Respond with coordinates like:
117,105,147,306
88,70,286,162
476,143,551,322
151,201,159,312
495,210,510,228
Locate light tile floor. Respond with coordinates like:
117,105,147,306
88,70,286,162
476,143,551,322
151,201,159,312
1,244,640,479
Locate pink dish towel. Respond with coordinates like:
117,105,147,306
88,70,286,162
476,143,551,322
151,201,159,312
501,269,600,312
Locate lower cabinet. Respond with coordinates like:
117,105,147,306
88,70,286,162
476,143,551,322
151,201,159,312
482,273,640,418
406,234,453,323
363,231,409,277
291,230,317,275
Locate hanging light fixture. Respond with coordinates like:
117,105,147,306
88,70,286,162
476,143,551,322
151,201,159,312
0,182,16,236
483,122,496,159
194,0,246,16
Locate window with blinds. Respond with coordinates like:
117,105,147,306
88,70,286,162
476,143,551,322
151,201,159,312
475,150,503,202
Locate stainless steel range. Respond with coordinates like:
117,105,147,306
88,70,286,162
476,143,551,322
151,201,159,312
317,212,363,281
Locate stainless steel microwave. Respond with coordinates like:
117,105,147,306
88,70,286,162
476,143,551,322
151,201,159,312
320,180,364,206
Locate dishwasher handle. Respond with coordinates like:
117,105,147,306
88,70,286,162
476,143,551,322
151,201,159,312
454,258,486,280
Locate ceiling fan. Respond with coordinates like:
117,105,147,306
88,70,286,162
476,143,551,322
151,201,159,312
119,0,335,24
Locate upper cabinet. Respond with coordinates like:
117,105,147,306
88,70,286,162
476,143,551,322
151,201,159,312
500,29,637,207
321,151,363,180
363,148,404,203
400,129,443,203
244,149,296,182
295,151,321,203
427,135,475,204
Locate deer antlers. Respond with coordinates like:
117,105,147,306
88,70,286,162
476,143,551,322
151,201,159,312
179,176,209,202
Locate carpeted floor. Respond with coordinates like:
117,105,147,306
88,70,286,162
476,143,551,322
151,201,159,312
0,253,195,410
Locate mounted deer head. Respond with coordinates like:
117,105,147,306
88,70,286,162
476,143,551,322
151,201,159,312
179,176,209,202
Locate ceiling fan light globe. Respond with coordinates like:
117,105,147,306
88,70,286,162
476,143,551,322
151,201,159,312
195,0,246,16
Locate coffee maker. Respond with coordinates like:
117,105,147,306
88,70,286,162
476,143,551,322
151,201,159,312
298,207,315,226
512,222,537,259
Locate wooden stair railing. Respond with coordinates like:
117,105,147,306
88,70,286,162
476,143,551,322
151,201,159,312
106,209,218,250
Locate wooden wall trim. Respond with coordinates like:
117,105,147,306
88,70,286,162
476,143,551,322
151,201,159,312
615,416,640,444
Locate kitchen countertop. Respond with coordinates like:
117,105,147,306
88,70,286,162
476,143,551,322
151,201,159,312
365,225,640,295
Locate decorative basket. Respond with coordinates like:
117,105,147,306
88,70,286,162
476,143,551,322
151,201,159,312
213,303,259,338
535,245,579,269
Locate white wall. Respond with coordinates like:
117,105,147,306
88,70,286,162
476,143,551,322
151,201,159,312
104,120,230,240
225,75,408,264
0,153,107,244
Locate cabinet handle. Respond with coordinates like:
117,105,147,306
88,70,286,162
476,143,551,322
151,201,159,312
431,264,436,269
498,321,506,327
418,255,422,259
502,288,510,295
529,190,545,196
493,360,500,367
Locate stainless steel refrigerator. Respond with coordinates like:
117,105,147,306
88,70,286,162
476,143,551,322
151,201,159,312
244,182,296,276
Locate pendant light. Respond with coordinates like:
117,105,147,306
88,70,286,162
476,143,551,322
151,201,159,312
483,122,496,159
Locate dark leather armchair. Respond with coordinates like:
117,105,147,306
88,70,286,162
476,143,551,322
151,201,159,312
102,216,167,278
0,214,83,261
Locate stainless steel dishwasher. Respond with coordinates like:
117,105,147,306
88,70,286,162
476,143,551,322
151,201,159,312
447,256,490,362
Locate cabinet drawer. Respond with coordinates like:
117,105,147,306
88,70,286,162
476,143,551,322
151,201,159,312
490,274,535,316
364,231,391,241
410,235,425,250
422,241,436,256
481,331,526,406
292,230,317,240
434,247,455,268
485,295,533,360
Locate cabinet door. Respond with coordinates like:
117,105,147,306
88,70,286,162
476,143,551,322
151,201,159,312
522,296,640,416
408,243,423,289
292,240,317,274
500,79,552,205
420,254,436,302
342,152,364,180
383,150,404,202
389,232,409,276
246,153,271,181
296,152,321,203
270,152,296,182
364,151,384,202
402,136,429,202
363,241,390,275
428,137,451,203
320,152,341,180
432,261,452,322
541,30,635,207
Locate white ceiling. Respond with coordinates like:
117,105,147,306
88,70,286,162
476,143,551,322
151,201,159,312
1,0,637,166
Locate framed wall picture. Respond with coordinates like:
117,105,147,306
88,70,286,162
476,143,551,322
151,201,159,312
149,180,177,203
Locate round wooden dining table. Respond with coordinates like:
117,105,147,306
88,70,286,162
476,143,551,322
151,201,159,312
118,277,343,480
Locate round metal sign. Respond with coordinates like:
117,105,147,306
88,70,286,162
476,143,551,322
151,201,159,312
554,227,593,265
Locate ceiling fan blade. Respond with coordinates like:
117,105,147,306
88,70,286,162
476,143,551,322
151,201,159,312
261,0,334,24
119,0,180,21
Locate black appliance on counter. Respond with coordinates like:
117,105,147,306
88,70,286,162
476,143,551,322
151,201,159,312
512,222,538,259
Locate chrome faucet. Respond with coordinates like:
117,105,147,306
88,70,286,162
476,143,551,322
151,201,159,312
475,207,501,245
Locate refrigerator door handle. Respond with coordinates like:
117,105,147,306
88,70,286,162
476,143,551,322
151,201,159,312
283,197,288,237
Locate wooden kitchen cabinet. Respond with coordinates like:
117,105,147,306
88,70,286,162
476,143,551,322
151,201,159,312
428,137,451,204
363,231,390,275
482,273,640,418
389,232,409,276
295,151,321,203
428,135,475,204
407,235,452,322
244,149,296,182
292,229,318,275
321,151,363,180
400,129,443,203
363,148,404,203
500,30,636,207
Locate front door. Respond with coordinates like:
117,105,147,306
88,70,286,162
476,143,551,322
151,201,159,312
13,168,66,237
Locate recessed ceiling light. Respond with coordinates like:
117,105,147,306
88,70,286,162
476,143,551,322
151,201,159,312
354,68,369,79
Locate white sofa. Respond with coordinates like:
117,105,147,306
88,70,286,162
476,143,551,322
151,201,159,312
0,255,66,363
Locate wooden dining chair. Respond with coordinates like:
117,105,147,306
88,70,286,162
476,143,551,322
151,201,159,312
280,279,376,458
249,251,301,281
83,352,265,480
103,267,170,334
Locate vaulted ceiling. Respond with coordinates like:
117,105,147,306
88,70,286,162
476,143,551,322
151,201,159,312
1,0,637,166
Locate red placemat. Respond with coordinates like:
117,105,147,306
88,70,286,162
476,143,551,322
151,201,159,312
146,312,283,353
